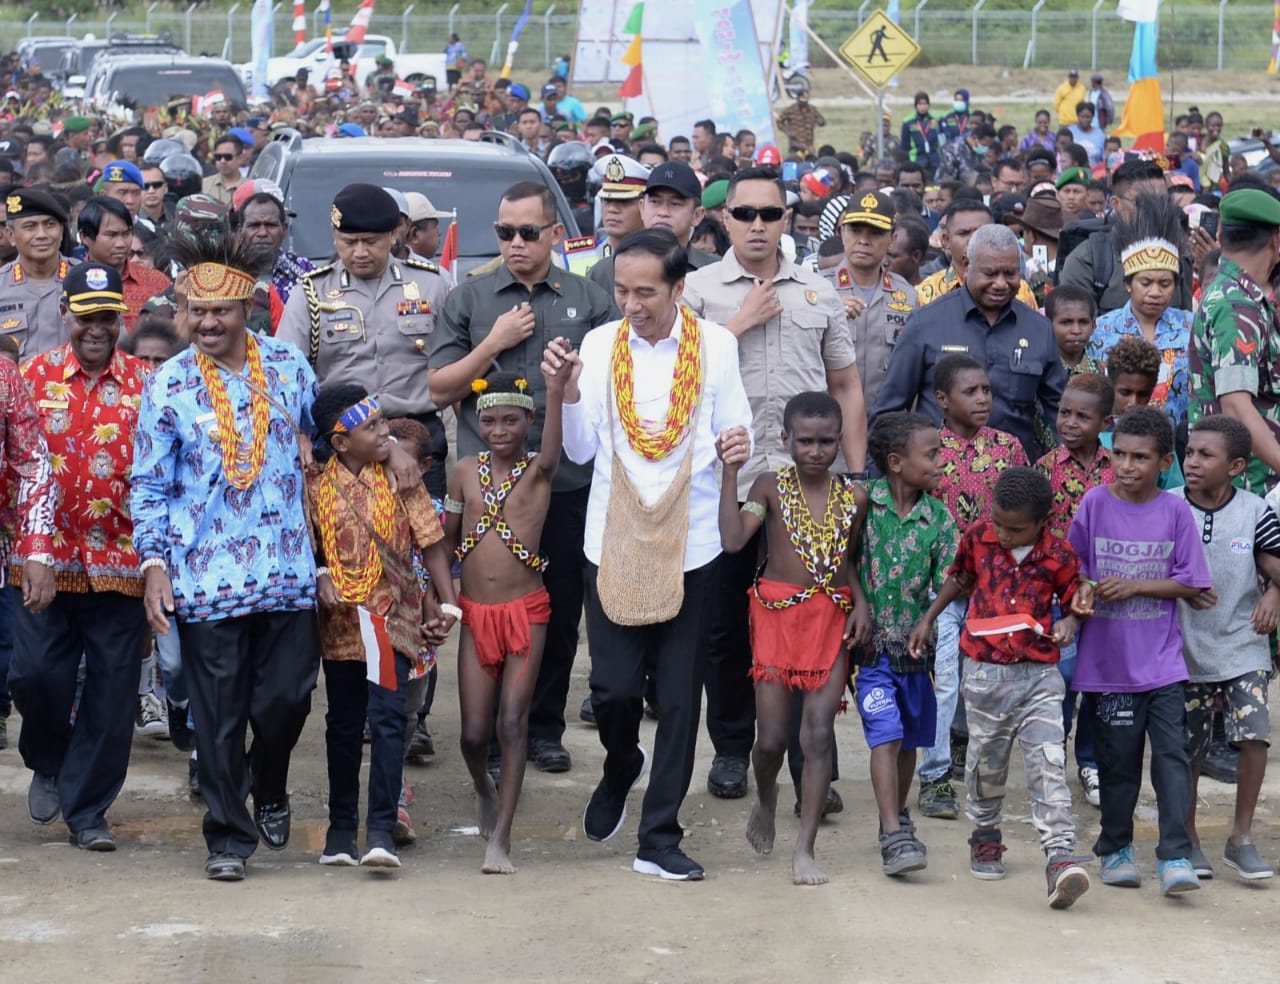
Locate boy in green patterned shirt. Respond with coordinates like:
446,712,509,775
855,412,959,878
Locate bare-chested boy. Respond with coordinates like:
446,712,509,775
717,391,871,885
443,370,558,874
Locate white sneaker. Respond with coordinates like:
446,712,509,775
1079,766,1100,808
135,692,169,739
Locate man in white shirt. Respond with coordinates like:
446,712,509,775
542,229,752,882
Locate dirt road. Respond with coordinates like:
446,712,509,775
2,641,1278,983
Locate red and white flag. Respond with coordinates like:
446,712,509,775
357,606,397,690
392,78,414,100
192,89,225,115
439,219,458,276
966,614,1045,637
346,0,375,44
292,0,306,42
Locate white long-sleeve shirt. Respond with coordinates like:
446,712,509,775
562,311,753,572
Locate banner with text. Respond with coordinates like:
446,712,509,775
692,0,777,148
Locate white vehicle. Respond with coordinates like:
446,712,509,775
238,33,445,91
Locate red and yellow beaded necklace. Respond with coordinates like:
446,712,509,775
196,332,270,490
610,305,702,461
314,456,398,603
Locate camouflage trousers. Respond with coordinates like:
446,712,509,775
962,658,1076,855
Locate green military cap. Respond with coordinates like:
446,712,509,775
632,121,655,140
1219,188,1280,227
702,179,729,210
63,116,91,134
1055,166,1090,190
610,111,634,126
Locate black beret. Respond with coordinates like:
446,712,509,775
330,182,400,233
4,188,67,225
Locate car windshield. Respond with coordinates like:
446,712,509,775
276,154,559,262
23,42,74,69
107,65,246,110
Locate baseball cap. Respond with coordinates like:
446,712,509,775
645,161,701,200
541,83,558,98
755,145,782,166
405,192,439,223
232,178,284,212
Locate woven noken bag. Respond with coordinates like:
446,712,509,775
594,337,702,626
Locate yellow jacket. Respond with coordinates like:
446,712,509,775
1054,80,1087,126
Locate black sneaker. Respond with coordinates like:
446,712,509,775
27,772,60,825
188,753,202,798
361,829,401,869
918,778,959,820
205,852,246,881
405,720,434,764
70,824,117,851
583,745,650,842
950,736,967,781
794,786,844,817
880,829,928,876
707,754,749,799
167,700,195,753
319,827,359,866
255,798,291,851
633,846,705,881
530,738,572,773
579,695,596,726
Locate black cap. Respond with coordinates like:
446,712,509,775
645,161,701,200
4,188,67,225
991,192,1027,225
330,183,401,233
62,263,127,315
0,138,20,158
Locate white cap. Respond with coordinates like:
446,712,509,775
405,191,438,222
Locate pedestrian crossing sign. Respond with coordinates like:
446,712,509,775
838,10,921,88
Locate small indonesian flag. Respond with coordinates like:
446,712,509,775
439,219,458,276
392,79,414,99
357,605,397,690
966,614,1045,637
192,89,225,115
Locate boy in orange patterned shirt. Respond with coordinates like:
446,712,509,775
917,354,1028,820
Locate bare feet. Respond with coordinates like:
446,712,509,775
792,848,828,886
482,836,516,874
746,796,777,855
475,779,499,840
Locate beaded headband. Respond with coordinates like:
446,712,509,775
1120,237,1179,278
187,262,256,302
472,377,534,412
332,395,380,433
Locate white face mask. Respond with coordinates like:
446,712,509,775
953,100,967,112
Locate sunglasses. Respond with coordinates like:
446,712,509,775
494,221,555,242
213,153,236,162
727,205,785,223
143,180,166,190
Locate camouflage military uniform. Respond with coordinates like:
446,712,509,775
1187,257,1279,492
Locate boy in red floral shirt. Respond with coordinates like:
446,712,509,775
910,466,1092,909
917,354,1028,820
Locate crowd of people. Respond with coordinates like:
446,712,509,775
1,42,1280,906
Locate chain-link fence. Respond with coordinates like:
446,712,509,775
8,4,1276,75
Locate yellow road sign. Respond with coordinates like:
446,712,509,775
838,10,921,89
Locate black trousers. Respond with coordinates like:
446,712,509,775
703,529,759,758
527,485,589,745
179,609,320,858
1091,683,1193,861
324,655,409,834
9,588,146,833
586,558,715,852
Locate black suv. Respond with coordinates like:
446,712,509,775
57,32,184,96
250,132,579,277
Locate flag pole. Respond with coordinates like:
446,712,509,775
1167,0,1176,135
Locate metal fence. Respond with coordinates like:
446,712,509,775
8,4,1277,74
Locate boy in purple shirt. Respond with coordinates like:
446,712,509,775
1068,407,1214,897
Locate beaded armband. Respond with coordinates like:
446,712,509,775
443,496,465,514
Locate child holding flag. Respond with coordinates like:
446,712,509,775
308,384,458,870
443,371,559,874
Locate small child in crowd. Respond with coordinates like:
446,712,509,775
1047,284,1102,376
917,355,1027,822
855,411,957,878
911,467,1091,909
718,391,870,886
1068,407,1213,897
1035,372,1116,807
1103,335,1183,488
1175,415,1280,882
444,371,558,875
308,384,458,870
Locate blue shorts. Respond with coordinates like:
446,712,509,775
854,654,938,750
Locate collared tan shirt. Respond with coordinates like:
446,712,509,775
683,247,855,498
200,173,243,206
277,257,450,418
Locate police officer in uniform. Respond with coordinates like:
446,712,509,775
0,189,75,358
277,183,450,496
828,190,918,410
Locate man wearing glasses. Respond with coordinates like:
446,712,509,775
431,181,615,776
682,166,867,804
201,135,246,207
138,164,174,234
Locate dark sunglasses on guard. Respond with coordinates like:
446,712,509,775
494,221,555,242
727,205,785,223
